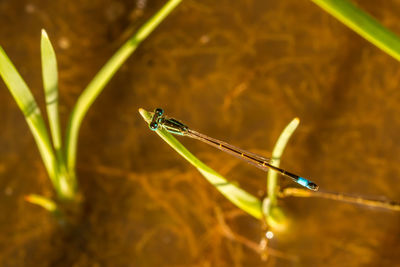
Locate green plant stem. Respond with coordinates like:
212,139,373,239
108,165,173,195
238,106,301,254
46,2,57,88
267,118,299,207
280,187,400,211
260,118,299,231
65,0,182,172
311,0,400,61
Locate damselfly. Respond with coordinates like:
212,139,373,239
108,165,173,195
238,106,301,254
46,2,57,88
149,108,318,191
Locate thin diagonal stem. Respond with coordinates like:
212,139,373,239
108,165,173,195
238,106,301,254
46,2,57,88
279,187,400,211
65,0,182,172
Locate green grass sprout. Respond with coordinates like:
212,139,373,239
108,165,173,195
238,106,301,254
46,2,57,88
0,31,75,200
0,0,182,206
312,0,400,61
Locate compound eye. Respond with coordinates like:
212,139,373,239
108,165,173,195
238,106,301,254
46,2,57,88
155,108,164,116
149,122,158,130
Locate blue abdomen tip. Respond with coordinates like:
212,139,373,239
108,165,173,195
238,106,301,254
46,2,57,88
297,177,309,187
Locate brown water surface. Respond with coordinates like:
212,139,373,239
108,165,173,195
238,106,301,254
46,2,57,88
1,0,400,266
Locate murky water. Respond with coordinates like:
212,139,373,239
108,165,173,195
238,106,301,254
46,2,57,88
1,0,400,266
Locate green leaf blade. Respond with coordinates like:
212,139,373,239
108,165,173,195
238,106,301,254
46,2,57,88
261,118,300,231
41,29,62,150
40,30,76,199
0,47,37,116
312,0,400,61
0,46,57,182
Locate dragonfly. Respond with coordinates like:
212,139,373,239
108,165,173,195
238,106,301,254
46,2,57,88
148,108,318,191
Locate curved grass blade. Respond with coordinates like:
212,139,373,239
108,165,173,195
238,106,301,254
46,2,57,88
0,47,57,185
41,30,62,152
40,30,76,200
65,0,182,173
262,118,299,231
311,0,400,61
139,108,262,219
267,118,300,206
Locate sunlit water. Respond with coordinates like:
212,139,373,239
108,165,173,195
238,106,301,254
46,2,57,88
1,0,400,266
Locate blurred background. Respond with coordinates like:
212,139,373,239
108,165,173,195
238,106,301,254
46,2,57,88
1,0,400,266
